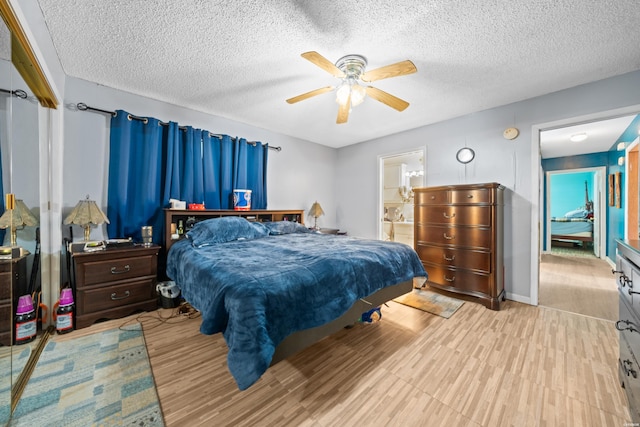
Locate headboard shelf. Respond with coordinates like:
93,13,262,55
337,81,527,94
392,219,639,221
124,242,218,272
163,209,305,251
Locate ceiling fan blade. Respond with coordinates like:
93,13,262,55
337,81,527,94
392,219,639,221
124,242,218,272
286,86,334,104
336,95,351,124
301,51,345,78
360,60,417,82
365,86,410,111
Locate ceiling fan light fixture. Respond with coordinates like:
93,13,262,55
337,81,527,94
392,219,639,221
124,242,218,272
350,83,366,106
569,132,588,142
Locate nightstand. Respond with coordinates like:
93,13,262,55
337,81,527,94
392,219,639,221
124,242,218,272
0,255,27,346
71,245,158,329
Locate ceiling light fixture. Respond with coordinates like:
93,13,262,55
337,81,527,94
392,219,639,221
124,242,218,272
334,55,368,108
569,133,588,142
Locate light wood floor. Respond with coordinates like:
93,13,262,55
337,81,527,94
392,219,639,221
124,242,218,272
539,252,617,321
77,296,626,427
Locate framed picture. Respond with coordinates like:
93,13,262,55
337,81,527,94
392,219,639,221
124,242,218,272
609,174,615,206
616,171,622,208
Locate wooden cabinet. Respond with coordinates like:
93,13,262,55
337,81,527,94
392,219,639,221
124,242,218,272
414,183,504,310
71,245,158,329
164,209,304,251
0,256,27,346
614,240,640,423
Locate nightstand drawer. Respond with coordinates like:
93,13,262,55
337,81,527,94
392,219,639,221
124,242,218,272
77,278,155,314
0,301,11,333
0,272,10,299
79,255,156,286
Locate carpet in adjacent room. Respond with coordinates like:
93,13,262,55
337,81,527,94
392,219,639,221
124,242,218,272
9,323,164,427
393,288,464,318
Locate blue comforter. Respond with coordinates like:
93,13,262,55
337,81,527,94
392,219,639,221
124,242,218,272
167,230,426,390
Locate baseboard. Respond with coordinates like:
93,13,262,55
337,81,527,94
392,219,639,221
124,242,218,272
505,292,531,305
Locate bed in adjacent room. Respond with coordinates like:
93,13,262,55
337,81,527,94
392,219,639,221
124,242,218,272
550,212,594,243
166,216,426,390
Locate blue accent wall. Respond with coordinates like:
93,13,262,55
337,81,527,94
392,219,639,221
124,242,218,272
549,172,595,217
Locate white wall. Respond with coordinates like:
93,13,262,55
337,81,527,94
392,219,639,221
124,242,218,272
62,76,338,241
335,70,640,303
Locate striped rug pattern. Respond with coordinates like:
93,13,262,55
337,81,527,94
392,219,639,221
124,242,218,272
10,323,164,426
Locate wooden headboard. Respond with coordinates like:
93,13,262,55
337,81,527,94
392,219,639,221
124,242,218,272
163,209,304,251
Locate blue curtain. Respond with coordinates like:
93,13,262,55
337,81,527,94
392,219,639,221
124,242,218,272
107,110,268,243
232,137,268,210
107,111,164,243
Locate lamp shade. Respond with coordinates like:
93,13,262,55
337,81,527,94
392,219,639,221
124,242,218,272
0,199,39,245
64,195,110,241
308,201,324,231
308,201,324,218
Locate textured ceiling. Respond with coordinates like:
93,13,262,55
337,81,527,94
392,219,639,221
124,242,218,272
540,115,636,159
35,0,640,148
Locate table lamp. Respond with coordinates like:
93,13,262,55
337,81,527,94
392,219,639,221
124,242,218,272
308,201,324,231
63,195,110,241
0,196,39,245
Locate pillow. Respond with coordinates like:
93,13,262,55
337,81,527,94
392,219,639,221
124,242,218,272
263,221,311,235
186,217,268,247
564,209,588,219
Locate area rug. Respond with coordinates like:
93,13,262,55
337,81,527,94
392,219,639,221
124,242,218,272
9,323,164,427
0,346,31,424
393,288,464,318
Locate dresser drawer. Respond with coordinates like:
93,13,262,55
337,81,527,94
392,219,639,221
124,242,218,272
77,254,156,287
77,278,155,315
416,205,492,227
423,263,491,295
450,188,491,204
616,255,640,315
416,225,493,249
619,297,640,423
416,244,491,273
415,190,449,205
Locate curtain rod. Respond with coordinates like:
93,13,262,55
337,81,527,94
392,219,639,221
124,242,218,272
0,88,28,99
76,102,282,151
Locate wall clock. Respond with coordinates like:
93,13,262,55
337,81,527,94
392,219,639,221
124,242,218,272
456,147,475,164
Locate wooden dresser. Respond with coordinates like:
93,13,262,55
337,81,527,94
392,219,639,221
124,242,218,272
614,240,640,423
71,245,158,329
414,183,505,310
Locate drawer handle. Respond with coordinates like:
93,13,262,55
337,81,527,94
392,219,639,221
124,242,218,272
111,291,130,301
623,359,638,378
444,275,455,282
616,319,640,334
443,254,455,261
443,212,456,219
466,194,473,198
443,233,454,240
110,265,131,274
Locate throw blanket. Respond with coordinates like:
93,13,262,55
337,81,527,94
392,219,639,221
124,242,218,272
167,232,426,390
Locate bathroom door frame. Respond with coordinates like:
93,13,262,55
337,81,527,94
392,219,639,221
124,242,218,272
377,148,426,241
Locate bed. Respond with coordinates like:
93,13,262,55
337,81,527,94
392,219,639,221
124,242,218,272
550,215,594,243
166,217,426,390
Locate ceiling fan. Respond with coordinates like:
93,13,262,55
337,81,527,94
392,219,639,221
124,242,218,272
286,51,417,124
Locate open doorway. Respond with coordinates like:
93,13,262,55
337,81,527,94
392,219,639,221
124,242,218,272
378,149,425,247
544,167,606,259
533,110,639,320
